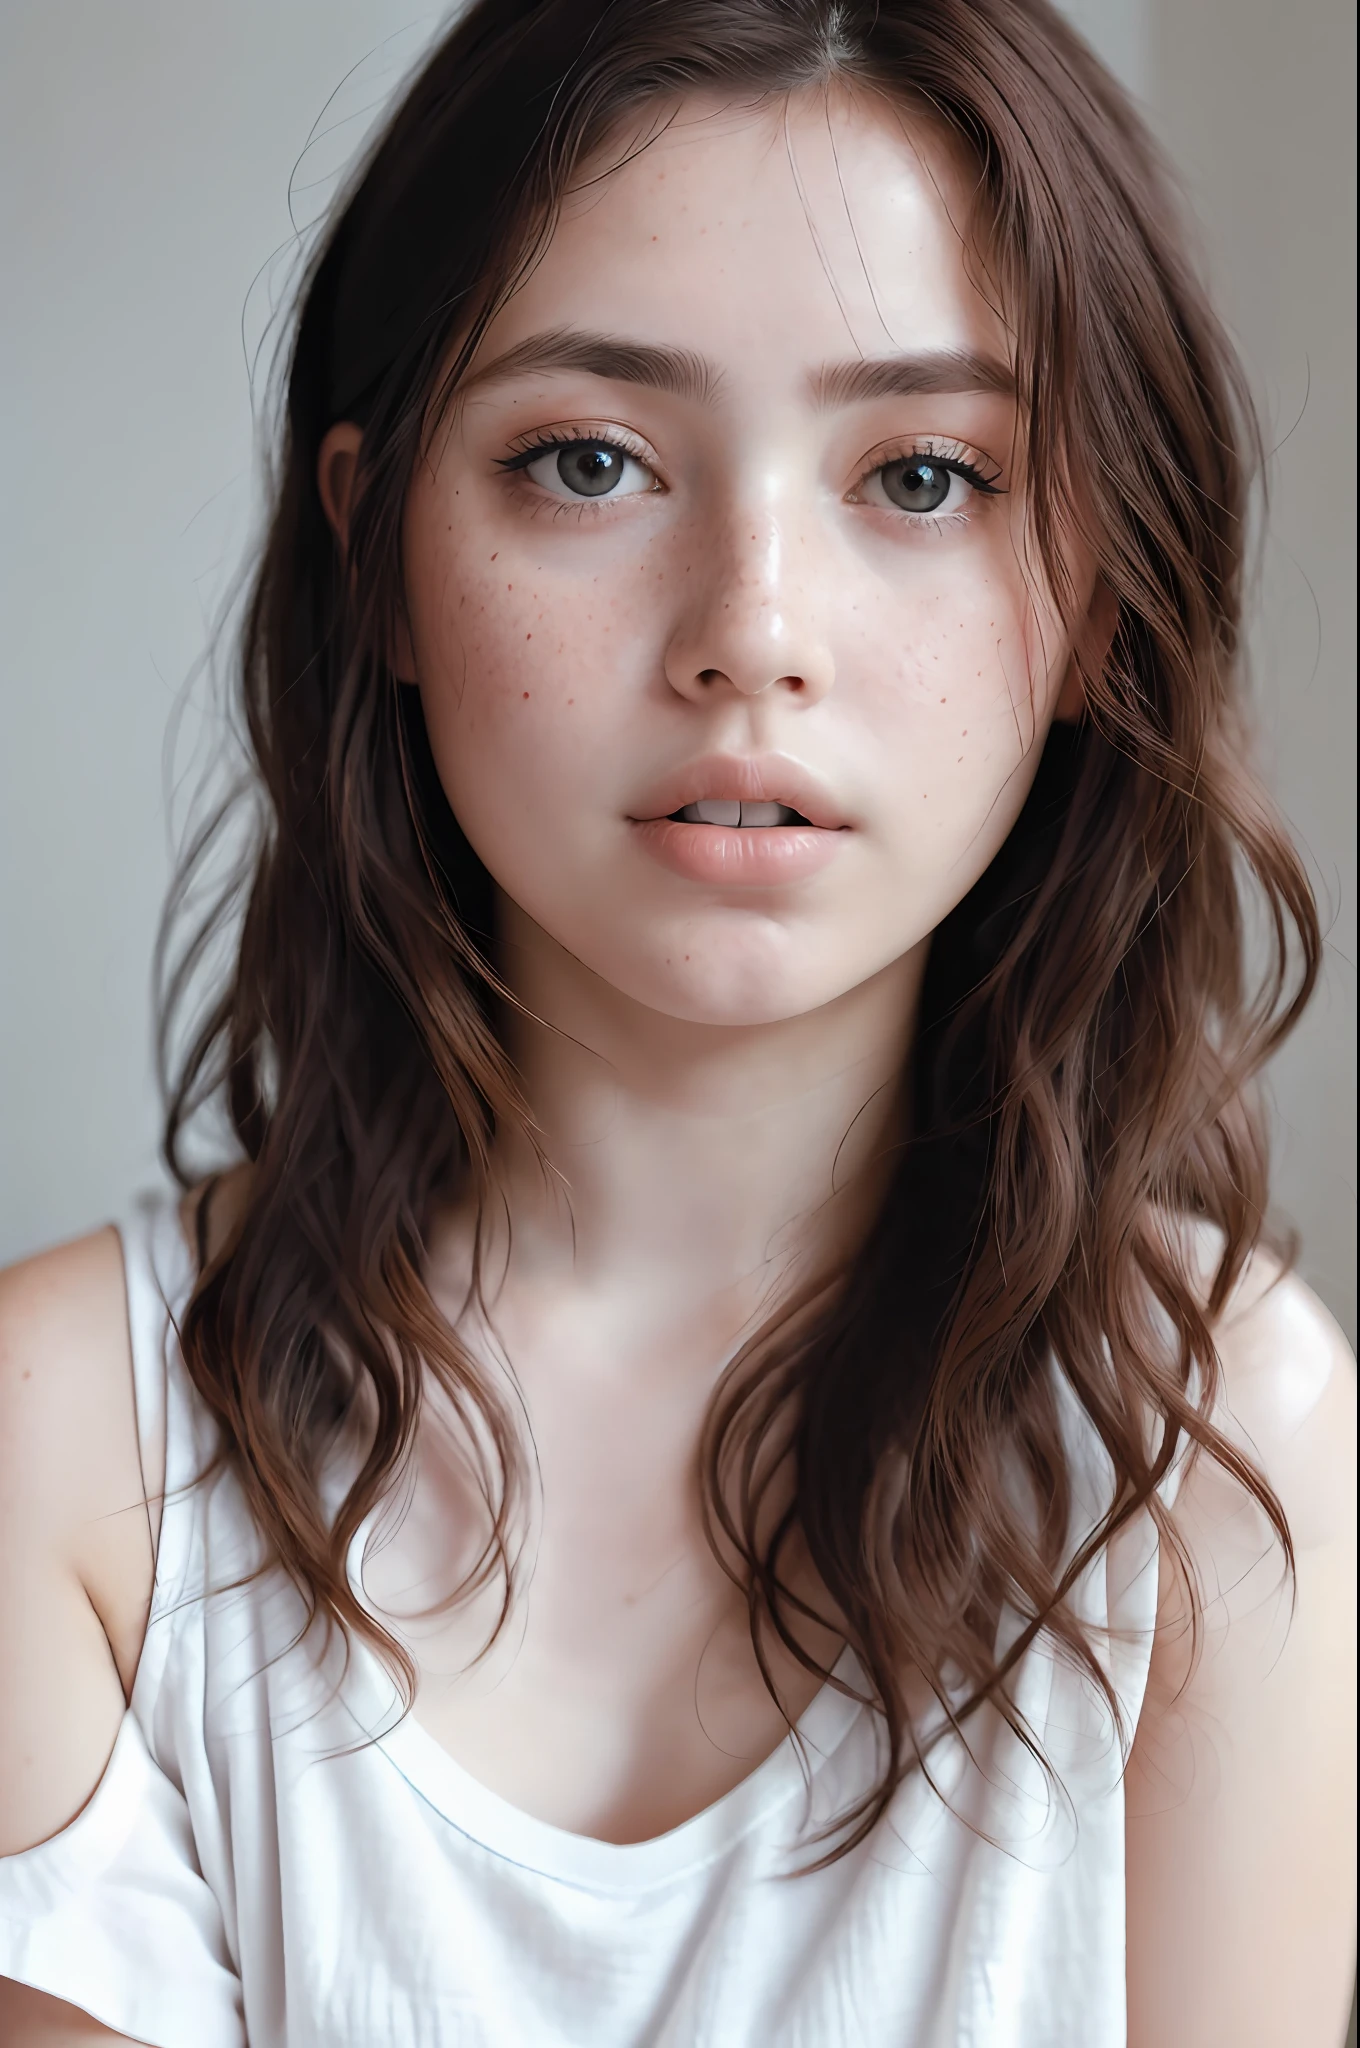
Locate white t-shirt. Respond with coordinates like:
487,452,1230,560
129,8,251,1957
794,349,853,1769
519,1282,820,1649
0,1191,1174,2046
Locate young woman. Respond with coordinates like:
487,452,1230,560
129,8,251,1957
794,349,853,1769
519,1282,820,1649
1,1,1354,2042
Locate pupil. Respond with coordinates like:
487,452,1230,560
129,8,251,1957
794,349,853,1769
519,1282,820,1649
885,459,951,514
558,443,622,497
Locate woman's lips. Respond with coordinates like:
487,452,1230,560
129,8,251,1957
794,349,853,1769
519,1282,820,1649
627,753,850,884
630,816,845,886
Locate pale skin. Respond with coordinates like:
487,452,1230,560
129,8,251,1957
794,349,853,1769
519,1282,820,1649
0,87,1354,2047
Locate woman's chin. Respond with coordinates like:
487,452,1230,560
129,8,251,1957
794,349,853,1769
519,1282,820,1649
583,933,880,1032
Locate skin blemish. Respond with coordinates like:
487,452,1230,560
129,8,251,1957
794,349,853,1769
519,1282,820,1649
522,691,530,701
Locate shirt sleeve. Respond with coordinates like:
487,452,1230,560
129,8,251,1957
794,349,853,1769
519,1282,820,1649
0,1709,245,2048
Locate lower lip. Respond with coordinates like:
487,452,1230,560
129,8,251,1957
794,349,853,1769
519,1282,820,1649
630,818,847,886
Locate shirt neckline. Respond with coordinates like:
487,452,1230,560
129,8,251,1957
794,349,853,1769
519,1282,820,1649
342,1512,867,1895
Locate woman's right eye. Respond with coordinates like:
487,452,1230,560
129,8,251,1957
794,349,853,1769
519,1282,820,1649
513,438,659,501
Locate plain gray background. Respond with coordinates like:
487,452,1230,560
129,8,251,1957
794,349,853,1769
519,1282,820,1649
1,0,1355,1359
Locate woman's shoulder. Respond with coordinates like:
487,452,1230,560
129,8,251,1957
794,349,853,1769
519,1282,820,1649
1135,1225,1355,1770
1200,1235,1355,1546
0,1223,155,1856
1144,1210,1355,1524
1125,1242,1356,2044
0,1225,152,1612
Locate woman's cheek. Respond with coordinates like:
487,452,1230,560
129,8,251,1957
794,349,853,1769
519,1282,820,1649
411,561,637,832
857,602,1052,876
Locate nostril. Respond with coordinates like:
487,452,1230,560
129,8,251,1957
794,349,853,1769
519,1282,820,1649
698,668,724,687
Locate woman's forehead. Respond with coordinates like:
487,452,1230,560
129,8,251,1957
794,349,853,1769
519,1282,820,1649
478,89,1010,394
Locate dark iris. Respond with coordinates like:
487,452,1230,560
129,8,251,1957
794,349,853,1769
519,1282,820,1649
880,458,952,514
556,442,625,497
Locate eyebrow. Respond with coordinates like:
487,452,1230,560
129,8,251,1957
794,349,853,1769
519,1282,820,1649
813,348,1015,407
459,326,1013,409
460,327,721,404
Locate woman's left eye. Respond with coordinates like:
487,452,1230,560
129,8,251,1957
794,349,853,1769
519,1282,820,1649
505,437,659,501
855,454,997,519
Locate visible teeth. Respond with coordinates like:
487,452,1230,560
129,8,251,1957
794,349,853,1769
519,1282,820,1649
675,798,807,828
681,799,742,826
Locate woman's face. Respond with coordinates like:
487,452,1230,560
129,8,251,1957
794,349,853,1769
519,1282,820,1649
400,89,1086,1027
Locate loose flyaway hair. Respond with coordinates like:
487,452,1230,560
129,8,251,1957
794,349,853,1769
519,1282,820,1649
160,0,1319,1860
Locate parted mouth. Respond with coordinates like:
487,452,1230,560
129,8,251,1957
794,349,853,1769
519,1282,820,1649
669,798,812,828
630,754,847,831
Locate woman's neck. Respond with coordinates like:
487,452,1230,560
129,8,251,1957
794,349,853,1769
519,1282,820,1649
473,894,924,1334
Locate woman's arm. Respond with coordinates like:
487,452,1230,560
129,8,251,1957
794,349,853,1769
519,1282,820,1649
1126,1259,1358,2047
0,1230,157,2046
0,1978,152,2045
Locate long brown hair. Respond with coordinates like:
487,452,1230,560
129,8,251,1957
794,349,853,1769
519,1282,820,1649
160,0,1319,1857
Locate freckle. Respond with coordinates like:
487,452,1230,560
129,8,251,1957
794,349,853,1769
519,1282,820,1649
567,697,574,706
522,691,530,700
490,553,498,561
507,583,513,591
939,696,946,704
526,633,532,640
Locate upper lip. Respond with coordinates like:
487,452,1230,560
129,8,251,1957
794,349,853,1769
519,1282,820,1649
629,754,848,830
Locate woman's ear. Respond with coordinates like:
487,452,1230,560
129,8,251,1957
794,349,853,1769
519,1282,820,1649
316,421,417,683
1053,580,1119,723
317,422,364,550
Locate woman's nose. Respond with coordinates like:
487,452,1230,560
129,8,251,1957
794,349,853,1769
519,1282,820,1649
662,509,835,706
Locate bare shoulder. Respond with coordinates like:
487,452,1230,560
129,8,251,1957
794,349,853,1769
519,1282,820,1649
1125,1240,1357,2048
0,1227,154,1855
1205,1246,1356,1550
1147,1211,1356,1542
0,1226,151,1567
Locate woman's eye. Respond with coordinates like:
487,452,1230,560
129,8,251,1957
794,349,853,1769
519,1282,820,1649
520,439,657,500
858,457,974,517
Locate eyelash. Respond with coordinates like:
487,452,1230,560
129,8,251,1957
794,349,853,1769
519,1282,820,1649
496,429,1006,519
849,438,1005,532
496,425,657,475
867,439,1004,498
